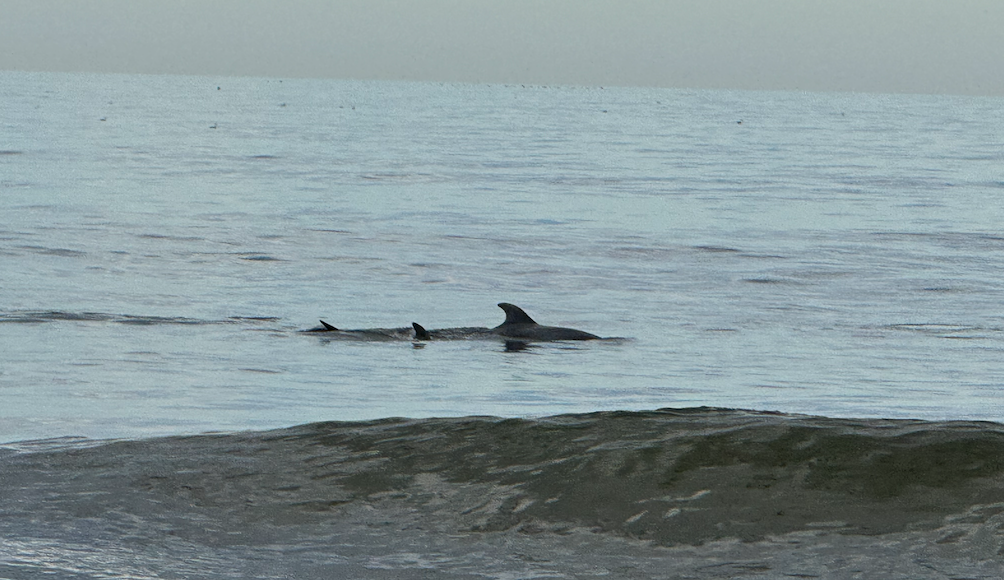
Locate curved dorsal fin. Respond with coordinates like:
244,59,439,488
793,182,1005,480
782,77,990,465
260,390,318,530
412,322,430,340
497,303,537,325
320,320,338,331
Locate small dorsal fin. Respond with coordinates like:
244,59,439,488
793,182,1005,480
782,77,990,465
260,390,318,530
320,320,338,331
497,303,537,325
412,322,430,340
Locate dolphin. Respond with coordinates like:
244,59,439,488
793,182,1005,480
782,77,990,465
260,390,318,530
302,320,413,341
412,322,431,340
303,320,339,332
411,322,494,340
491,303,600,341
412,303,600,342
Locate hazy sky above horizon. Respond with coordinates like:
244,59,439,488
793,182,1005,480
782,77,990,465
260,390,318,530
1,0,1001,96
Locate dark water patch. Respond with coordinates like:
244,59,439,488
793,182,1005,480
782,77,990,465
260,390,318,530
737,252,789,260
693,245,741,253
359,172,444,184
137,233,206,242
18,245,86,258
607,245,680,261
880,323,997,340
442,234,492,241
249,154,279,160
0,311,204,326
743,277,788,284
116,315,206,326
870,231,1005,251
240,254,283,262
0,150,23,156
0,311,278,327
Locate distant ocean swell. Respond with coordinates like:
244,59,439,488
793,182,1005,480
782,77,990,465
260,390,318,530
0,310,279,326
4,310,1002,342
1,408,999,549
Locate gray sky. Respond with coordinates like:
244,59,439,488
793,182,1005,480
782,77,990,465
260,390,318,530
1,0,1001,95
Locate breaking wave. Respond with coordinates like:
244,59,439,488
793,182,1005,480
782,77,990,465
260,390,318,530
2,409,999,543
0,407,1000,578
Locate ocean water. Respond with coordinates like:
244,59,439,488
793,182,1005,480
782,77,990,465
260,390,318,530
0,409,999,579
0,72,1002,443
0,72,1002,579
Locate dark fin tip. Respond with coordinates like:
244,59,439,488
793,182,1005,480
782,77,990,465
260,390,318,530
320,320,338,331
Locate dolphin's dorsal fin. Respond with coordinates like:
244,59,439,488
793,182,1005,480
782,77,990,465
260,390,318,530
497,303,537,325
412,322,430,340
320,320,338,331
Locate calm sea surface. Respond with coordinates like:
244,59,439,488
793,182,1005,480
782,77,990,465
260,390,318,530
1,72,1001,442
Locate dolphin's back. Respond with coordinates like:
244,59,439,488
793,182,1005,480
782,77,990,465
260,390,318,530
494,324,599,341
492,303,599,341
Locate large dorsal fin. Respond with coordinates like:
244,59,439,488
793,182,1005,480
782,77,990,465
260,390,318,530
320,320,338,331
412,322,430,340
497,303,537,325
